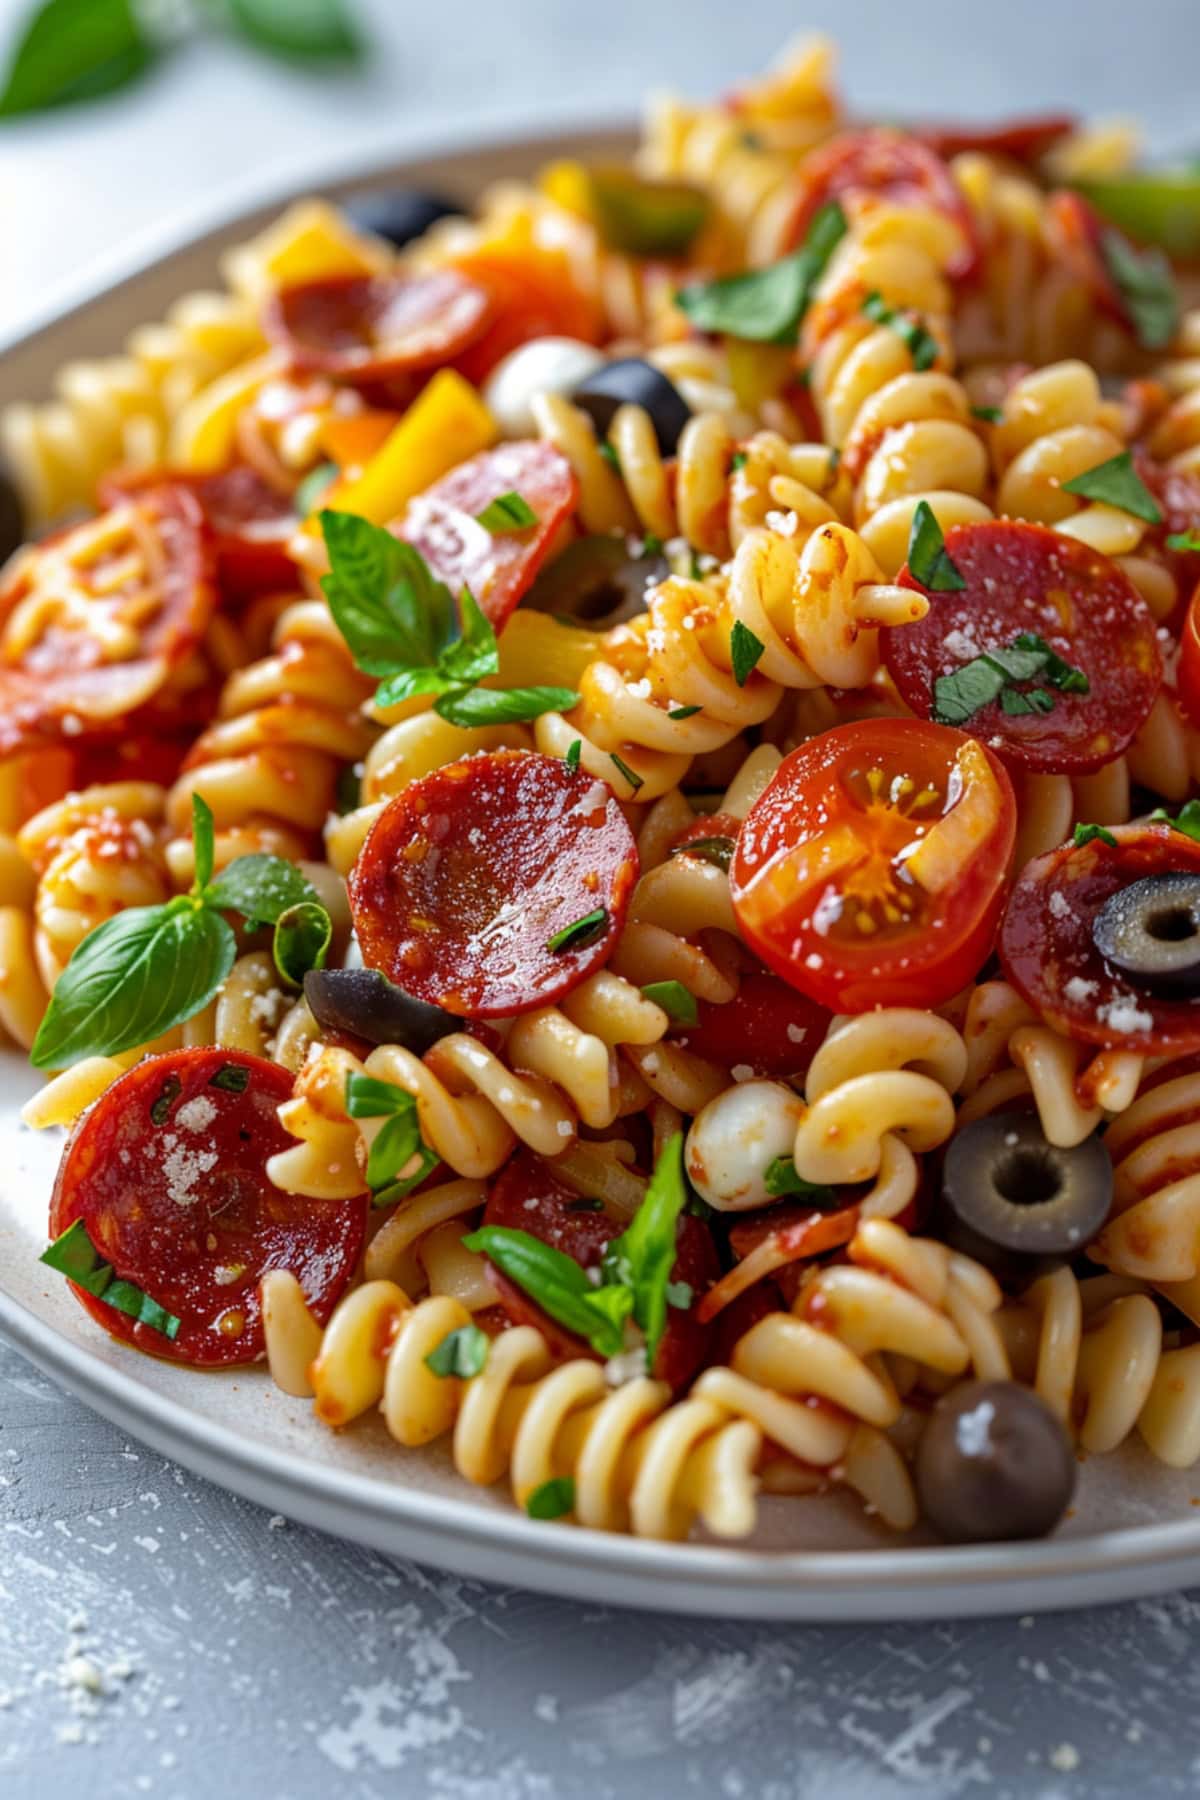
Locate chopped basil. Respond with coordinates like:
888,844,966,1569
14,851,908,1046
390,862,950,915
294,460,339,517
931,633,1088,728
1167,530,1200,553
970,404,1003,424
210,1063,250,1093
1061,450,1163,523
462,1225,631,1356
1100,229,1179,350
730,619,765,686
191,793,215,891
1073,822,1118,849
598,442,621,472
638,533,663,558
906,500,965,592
1151,799,1200,842
609,752,644,793
344,1071,440,1205
763,1158,836,1203
41,1219,181,1340
149,1074,182,1126
272,900,332,988
476,490,537,532
565,738,582,773
670,834,734,872
600,1134,691,1369
546,909,609,955
861,291,938,371
525,1477,575,1520
641,979,698,1025
674,200,847,344
998,686,1054,716
730,450,749,471
668,705,701,720
424,1323,490,1379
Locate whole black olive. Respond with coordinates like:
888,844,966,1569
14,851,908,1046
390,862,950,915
304,967,459,1053
916,1379,1076,1542
0,464,25,564
341,189,465,251
937,1112,1112,1277
1092,871,1200,996
573,359,692,456
525,534,669,629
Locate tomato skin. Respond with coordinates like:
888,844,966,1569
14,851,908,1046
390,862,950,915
350,750,639,1019
675,969,832,1080
264,271,492,385
886,520,1162,775
100,465,297,598
730,718,1016,1013
394,441,579,632
482,1150,719,1389
1000,823,1200,1055
48,1049,366,1366
778,128,979,278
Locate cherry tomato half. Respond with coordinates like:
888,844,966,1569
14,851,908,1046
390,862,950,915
483,1149,719,1389
100,464,297,598
1000,823,1200,1055
0,484,217,757
885,519,1162,775
730,718,1016,1012
350,750,639,1018
264,271,493,385
778,128,979,278
48,1049,366,1365
394,441,579,632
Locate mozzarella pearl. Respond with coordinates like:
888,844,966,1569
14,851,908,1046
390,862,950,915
483,338,608,437
684,1080,803,1211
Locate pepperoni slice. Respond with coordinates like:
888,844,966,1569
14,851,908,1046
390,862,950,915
48,1049,366,1366
350,750,638,1018
916,115,1075,165
100,465,297,598
778,128,979,279
674,969,832,1080
0,484,217,758
999,823,1200,1054
264,271,492,385
393,442,579,632
482,1149,719,1389
884,520,1162,775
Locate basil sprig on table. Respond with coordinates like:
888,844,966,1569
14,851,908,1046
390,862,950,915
320,510,578,727
674,200,847,344
931,633,1089,728
41,1218,180,1339
344,1071,440,1206
466,1133,692,1369
1061,450,1163,522
30,795,325,1069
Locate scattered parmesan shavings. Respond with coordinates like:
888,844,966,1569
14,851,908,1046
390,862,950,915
174,1095,217,1134
1064,976,1097,1003
1096,996,1153,1035
1048,890,1072,921
161,1134,220,1206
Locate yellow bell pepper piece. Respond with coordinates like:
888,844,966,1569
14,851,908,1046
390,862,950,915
321,370,497,527
221,200,388,301
539,160,595,221
496,611,602,690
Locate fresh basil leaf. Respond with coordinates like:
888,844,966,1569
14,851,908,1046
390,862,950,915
1061,449,1163,523
1073,822,1118,849
546,909,608,955
294,460,338,516
670,834,735,872
220,0,362,63
674,200,846,343
476,491,537,532
931,634,1087,728
609,752,643,793
206,854,318,927
525,1476,575,1519
272,901,331,988
640,980,698,1025
600,1133,689,1369
999,686,1055,716
932,658,1009,726
1100,229,1179,350
190,792,216,893
565,739,582,773
906,500,965,592
344,1071,438,1200
730,619,765,686
763,1157,835,1201
0,0,153,119
1151,799,1200,843
210,1063,250,1093
1010,633,1090,694
30,902,235,1069
320,510,457,678
344,1072,411,1118
462,1226,628,1357
438,589,499,688
861,291,938,370
432,684,578,728
424,1323,490,1379
41,1219,180,1339
1167,530,1200,553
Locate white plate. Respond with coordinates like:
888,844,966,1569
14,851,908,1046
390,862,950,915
3,131,1200,1619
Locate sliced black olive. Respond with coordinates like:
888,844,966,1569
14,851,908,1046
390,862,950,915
916,1379,1076,1542
524,534,669,629
1092,871,1200,996
341,189,465,251
0,464,25,564
304,967,458,1053
573,359,691,456
937,1112,1112,1278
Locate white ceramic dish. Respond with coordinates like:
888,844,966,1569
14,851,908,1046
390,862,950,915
3,131,1200,1619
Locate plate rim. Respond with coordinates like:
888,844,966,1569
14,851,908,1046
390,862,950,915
3,125,1200,1618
